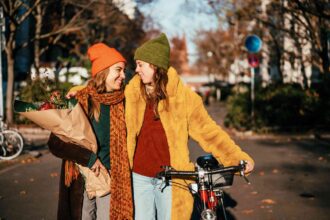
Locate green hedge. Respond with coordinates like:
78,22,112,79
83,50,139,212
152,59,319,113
225,84,325,131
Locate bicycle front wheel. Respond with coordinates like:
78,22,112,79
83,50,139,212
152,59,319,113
0,130,24,160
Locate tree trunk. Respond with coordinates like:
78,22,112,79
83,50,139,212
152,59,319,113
5,49,14,125
320,28,330,77
274,39,283,84
296,42,308,89
4,21,17,125
34,2,42,75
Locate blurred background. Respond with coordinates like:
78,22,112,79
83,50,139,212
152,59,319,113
0,1,330,219
0,0,329,131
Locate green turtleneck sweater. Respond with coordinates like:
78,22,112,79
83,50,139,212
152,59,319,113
87,103,110,170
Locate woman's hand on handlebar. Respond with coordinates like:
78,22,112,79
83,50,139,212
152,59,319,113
244,160,254,174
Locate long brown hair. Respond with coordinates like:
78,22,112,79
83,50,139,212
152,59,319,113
140,64,169,119
87,68,109,121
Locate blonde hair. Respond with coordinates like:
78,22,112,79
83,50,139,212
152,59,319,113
88,68,109,121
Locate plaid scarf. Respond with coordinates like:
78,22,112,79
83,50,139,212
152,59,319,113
65,85,133,220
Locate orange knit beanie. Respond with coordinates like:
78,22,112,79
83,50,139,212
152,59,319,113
87,43,126,77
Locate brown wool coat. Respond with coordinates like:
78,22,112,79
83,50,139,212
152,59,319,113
48,133,92,220
125,67,254,220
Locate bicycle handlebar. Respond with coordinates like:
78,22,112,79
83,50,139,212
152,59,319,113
157,170,198,179
157,160,247,180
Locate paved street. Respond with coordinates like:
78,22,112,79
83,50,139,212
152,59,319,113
0,151,60,220
1,102,330,220
226,137,330,220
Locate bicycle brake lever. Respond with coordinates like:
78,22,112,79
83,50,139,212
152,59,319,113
157,166,170,192
239,160,251,184
243,175,251,184
159,177,169,192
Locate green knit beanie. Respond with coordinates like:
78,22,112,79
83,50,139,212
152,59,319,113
134,33,170,70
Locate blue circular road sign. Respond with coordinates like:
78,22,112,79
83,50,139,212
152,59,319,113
245,35,262,53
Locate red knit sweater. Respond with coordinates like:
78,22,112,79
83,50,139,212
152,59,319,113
133,101,170,177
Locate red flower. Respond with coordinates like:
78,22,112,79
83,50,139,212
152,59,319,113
34,90,71,111
49,90,62,103
38,102,55,110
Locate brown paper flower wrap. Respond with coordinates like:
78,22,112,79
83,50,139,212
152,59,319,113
14,100,110,199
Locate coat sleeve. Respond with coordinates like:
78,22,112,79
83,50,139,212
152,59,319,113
47,133,94,167
187,90,254,167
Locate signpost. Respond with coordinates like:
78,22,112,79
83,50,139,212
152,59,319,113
245,35,262,122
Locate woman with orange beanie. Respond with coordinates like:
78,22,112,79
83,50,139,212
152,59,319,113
124,33,254,220
47,43,133,220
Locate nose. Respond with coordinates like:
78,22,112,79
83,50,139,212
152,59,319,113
135,66,140,74
120,70,125,80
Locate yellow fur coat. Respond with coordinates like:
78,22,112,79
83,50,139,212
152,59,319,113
125,67,254,220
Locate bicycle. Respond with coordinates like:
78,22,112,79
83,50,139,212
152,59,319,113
0,120,24,160
157,154,251,220
0,8,24,160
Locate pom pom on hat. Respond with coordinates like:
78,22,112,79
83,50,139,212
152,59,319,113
88,43,126,77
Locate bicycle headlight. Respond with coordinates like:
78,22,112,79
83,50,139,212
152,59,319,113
201,209,216,220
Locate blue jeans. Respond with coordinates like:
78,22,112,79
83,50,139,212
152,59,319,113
132,172,172,220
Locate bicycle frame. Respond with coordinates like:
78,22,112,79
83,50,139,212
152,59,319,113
0,119,24,160
157,158,250,220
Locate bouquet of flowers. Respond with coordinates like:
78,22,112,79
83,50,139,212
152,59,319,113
14,91,110,198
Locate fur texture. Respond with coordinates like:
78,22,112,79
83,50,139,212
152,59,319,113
125,67,254,220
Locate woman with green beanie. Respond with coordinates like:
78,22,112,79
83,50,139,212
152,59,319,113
125,33,255,220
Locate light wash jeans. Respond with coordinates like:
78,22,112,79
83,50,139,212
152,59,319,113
133,172,172,220
82,191,110,220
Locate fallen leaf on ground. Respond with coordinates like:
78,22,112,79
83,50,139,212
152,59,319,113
261,199,276,205
272,169,279,174
242,209,254,214
251,191,258,195
20,190,26,195
50,172,58,178
318,157,324,161
260,205,272,209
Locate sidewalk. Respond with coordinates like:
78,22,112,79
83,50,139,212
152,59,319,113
13,125,51,147
0,126,50,171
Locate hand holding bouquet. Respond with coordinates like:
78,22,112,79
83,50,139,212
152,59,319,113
14,91,110,198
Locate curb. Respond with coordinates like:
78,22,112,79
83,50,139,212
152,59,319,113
230,129,330,141
10,125,50,146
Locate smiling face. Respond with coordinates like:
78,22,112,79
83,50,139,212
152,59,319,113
135,60,156,85
105,62,126,92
